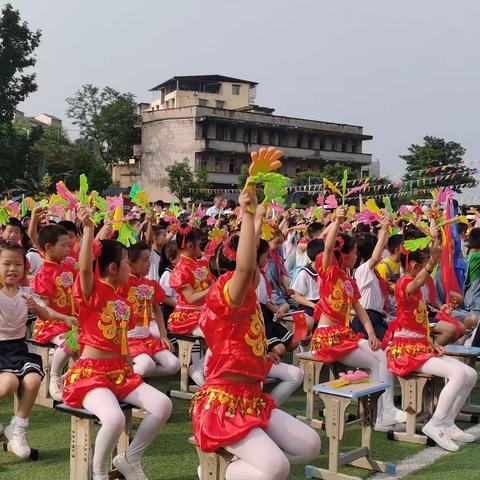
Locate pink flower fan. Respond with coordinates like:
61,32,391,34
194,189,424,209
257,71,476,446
324,195,338,210
106,195,123,215
437,187,454,204
56,181,78,210
207,216,217,226
316,195,324,206
356,210,380,225
269,202,284,213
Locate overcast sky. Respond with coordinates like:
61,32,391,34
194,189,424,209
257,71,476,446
9,0,480,187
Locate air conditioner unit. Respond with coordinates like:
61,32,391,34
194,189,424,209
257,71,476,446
192,92,198,96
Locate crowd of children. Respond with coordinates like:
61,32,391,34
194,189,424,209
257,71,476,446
0,160,479,479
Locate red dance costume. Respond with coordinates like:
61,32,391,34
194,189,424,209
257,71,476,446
62,277,143,408
191,272,276,452
169,255,212,334
63,250,79,272
311,253,363,362
382,276,435,377
31,260,77,344
121,274,167,357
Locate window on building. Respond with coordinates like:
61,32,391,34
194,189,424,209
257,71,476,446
320,139,325,150
264,130,270,145
215,157,222,173
257,130,263,144
234,159,241,174
200,157,208,168
232,84,241,95
230,126,237,141
270,131,278,145
216,100,225,109
281,132,288,146
202,123,209,139
332,140,337,151
351,143,357,153
243,127,250,143
297,135,303,148
341,142,347,152
199,99,208,107
307,136,314,149
229,158,235,173
216,124,225,141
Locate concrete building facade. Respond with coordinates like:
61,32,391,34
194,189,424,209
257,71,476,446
113,75,373,201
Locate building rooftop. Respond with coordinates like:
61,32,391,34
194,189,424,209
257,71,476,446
149,74,258,92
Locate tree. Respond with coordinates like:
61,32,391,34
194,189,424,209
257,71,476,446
191,166,213,202
400,136,476,198
66,84,141,167
0,4,41,122
238,164,249,186
165,159,194,203
291,163,354,186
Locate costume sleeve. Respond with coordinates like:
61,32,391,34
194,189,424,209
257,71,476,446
152,281,166,303
30,269,56,298
169,262,195,292
395,276,412,303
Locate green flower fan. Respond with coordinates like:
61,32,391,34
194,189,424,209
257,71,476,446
249,172,289,205
63,326,80,353
0,207,8,225
78,174,89,206
404,236,432,252
117,223,138,247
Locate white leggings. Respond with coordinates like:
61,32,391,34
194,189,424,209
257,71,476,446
224,409,321,480
416,355,477,428
267,363,304,406
133,351,181,377
50,334,75,380
83,383,172,477
339,339,396,420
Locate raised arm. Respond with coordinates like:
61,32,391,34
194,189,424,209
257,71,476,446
228,188,258,307
77,206,95,302
28,208,46,251
323,207,346,271
368,216,390,269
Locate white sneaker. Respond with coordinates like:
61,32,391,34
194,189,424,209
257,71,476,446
49,376,63,402
448,425,476,443
113,453,148,480
422,421,459,452
4,418,31,459
375,408,407,431
188,365,205,387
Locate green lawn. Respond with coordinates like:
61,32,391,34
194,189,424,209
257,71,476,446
1,375,479,479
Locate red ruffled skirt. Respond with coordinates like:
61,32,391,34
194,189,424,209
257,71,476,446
191,379,276,452
128,336,167,358
62,357,143,408
386,336,435,377
168,308,201,335
311,325,363,362
33,319,69,344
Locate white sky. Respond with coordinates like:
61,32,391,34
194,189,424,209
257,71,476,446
8,0,480,199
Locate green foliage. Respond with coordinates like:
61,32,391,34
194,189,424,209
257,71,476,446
0,4,41,122
165,159,194,203
238,164,249,186
191,166,213,202
66,84,141,167
400,136,475,198
291,163,354,186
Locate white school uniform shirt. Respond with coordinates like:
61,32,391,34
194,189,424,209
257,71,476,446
354,262,384,313
26,249,43,276
160,269,177,300
256,273,269,305
147,249,162,283
0,287,45,341
291,267,319,301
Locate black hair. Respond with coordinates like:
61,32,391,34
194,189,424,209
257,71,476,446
333,233,356,263
257,238,269,261
152,225,166,236
0,241,27,265
355,223,371,234
307,239,325,262
159,240,179,277
96,239,127,276
467,228,480,250
400,247,429,270
128,241,150,263
38,224,68,251
154,200,165,208
57,220,78,235
175,223,203,250
5,217,24,234
403,225,424,241
307,222,324,239
353,232,377,264
209,234,239,278
226,199,236,211
387,234,404,253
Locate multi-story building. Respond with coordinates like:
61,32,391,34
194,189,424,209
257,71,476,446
14,110,62,128
113,74,373,201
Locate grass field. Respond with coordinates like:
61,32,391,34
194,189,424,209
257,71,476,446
0,374,479,480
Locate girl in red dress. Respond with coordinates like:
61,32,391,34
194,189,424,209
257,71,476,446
62,209,172,480
122,241,180,377
191,190,320,480
382,231,477,451
311,207,405,431
169,223,212,385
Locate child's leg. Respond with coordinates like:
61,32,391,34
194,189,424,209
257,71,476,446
16,373,42,419
416,355,477,427
49,335,72,400
152,350,181,377
83,388,127,477
190,327,206,386
267,363,303,406
432,321,462,346
0,372,20,400
264,409,321,464
224,428,291,480
121,382,172,463
132,354,156,377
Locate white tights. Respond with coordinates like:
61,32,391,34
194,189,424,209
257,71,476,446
416,355,477,428
340,339,396,421
267,363,304,406
50,334,74,380
133,351,181,377
83,383,172,477
224,409,320,480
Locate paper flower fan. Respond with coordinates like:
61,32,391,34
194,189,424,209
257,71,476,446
249,172,289,206
323,178,342,196
47,194,68,219
316,194,324,206
356,210,381,225
0,207,8,225
208,228,224,242
261,222,275,240
269,202,285,213
56,181,78,210
248,147,284,177
5,201,21,218
206,216,217,226
117,223,138,247
112,204,124,232
364,199,382,217
404,236,432,252
61,326,79,353
324,194,338,210
78,174,89,206
129,184,150,213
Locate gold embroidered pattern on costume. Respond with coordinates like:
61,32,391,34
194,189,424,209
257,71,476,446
414,300,428,327
244,309,268,358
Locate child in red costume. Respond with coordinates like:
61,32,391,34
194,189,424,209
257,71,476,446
122,242,180,377
311,207,405,431
30,223,78,401
382,228,477,451
191,189,320,480
57,220,80,271
62,208,172,480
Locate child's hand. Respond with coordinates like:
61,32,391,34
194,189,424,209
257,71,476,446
432,342,445,356
429,241,442,264
449,291,462,309
23,295,42,314
267,351,282,364
95,222,113,241
160,337,174,352
78,206,95,228
239,187,258,214
335,207,347,223
32,207,47,224
255,203,267,221
368,334,381,351
63,315,78,329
